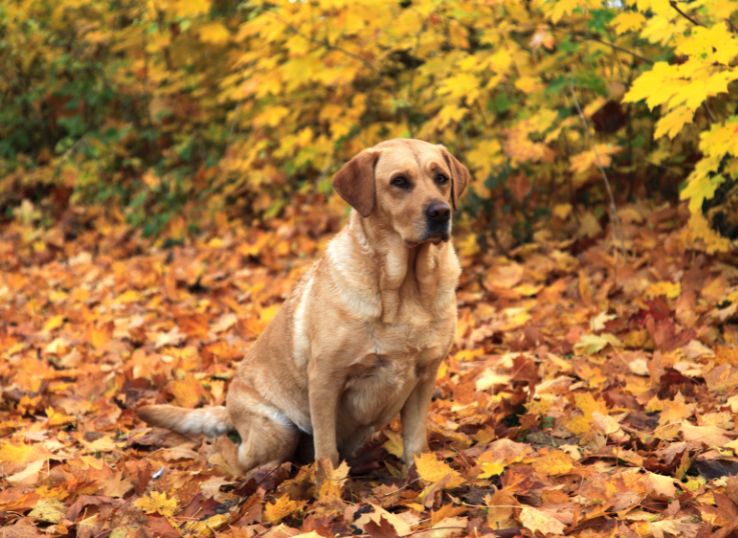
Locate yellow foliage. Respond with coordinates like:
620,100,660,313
133,491,178,518
414,452,464,489
264,494,306,524
3,0,738,248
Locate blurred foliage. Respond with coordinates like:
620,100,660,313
1,0,738,249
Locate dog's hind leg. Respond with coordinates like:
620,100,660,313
233,412,300,473
226,381,300,473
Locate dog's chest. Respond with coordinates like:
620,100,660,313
369,312,452,362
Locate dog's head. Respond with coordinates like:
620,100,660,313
332,138,470,246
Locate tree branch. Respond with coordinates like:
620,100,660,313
568,84,626,261
584,34,653,64
669,1,703,27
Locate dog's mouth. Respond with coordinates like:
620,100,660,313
405,231,450,248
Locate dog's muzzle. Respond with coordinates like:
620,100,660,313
424,200,451,242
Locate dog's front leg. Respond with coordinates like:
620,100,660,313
308,362,342,469
400,358,442,469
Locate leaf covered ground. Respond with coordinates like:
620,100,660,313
2,200,738,537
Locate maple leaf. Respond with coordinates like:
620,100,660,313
414,453,464,489
574,333,623,355
531,449,575,476
318,460,350,502
28,498,66,524
676,23,738,66
134,491,178,518
654,106,694,139
610,11,646,34
264,494,306,524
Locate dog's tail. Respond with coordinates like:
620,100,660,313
137,404,233,437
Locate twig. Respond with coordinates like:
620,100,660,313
584,34,653,64
703,100,717,123
568,84,626,261
669,1,703,27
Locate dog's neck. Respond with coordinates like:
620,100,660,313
348,211,457,323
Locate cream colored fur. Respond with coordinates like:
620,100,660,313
138,138,469,475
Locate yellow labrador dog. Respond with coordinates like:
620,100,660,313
139,138,469,474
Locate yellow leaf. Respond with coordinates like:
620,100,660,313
318,461,350,501
623,62,677,110
569,144,621,175
436,104,468,128
574,333,622,355
681,173,725,212
172,0,210,18
46,407,75,427
645,281,681,300
668,67,738,112
676,23,738,66
260,304,279,325
254,106,290,129
553,203,572,220
414,453,464,488
168,376,204,408
684,211,731,253
519,505,565,535
654,106,694,139
610,11,646,35
531,449,574,476
478,460,505,479
543,0,600,23
564,392,610,436
698,117,738,160
501,306,531,330
383,430,404,459
29,498,66,524
456,233,479,259
264,494,305,524
198,22,230,44
43,315,64,332
0,441,47,466
437,73,480,104
514,76,542,94
134,491,178,518
116,290,141,304
182,513,231,534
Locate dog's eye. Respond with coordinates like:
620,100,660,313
390,176,412,190
435,173,449,186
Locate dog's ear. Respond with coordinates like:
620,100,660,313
332,149,379,217
438,145,470,210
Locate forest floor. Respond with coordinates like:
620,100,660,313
1,199,738,537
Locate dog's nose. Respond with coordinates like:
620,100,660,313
426,201,451,223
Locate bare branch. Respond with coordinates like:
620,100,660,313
584,34,653,64
669,1,704,27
